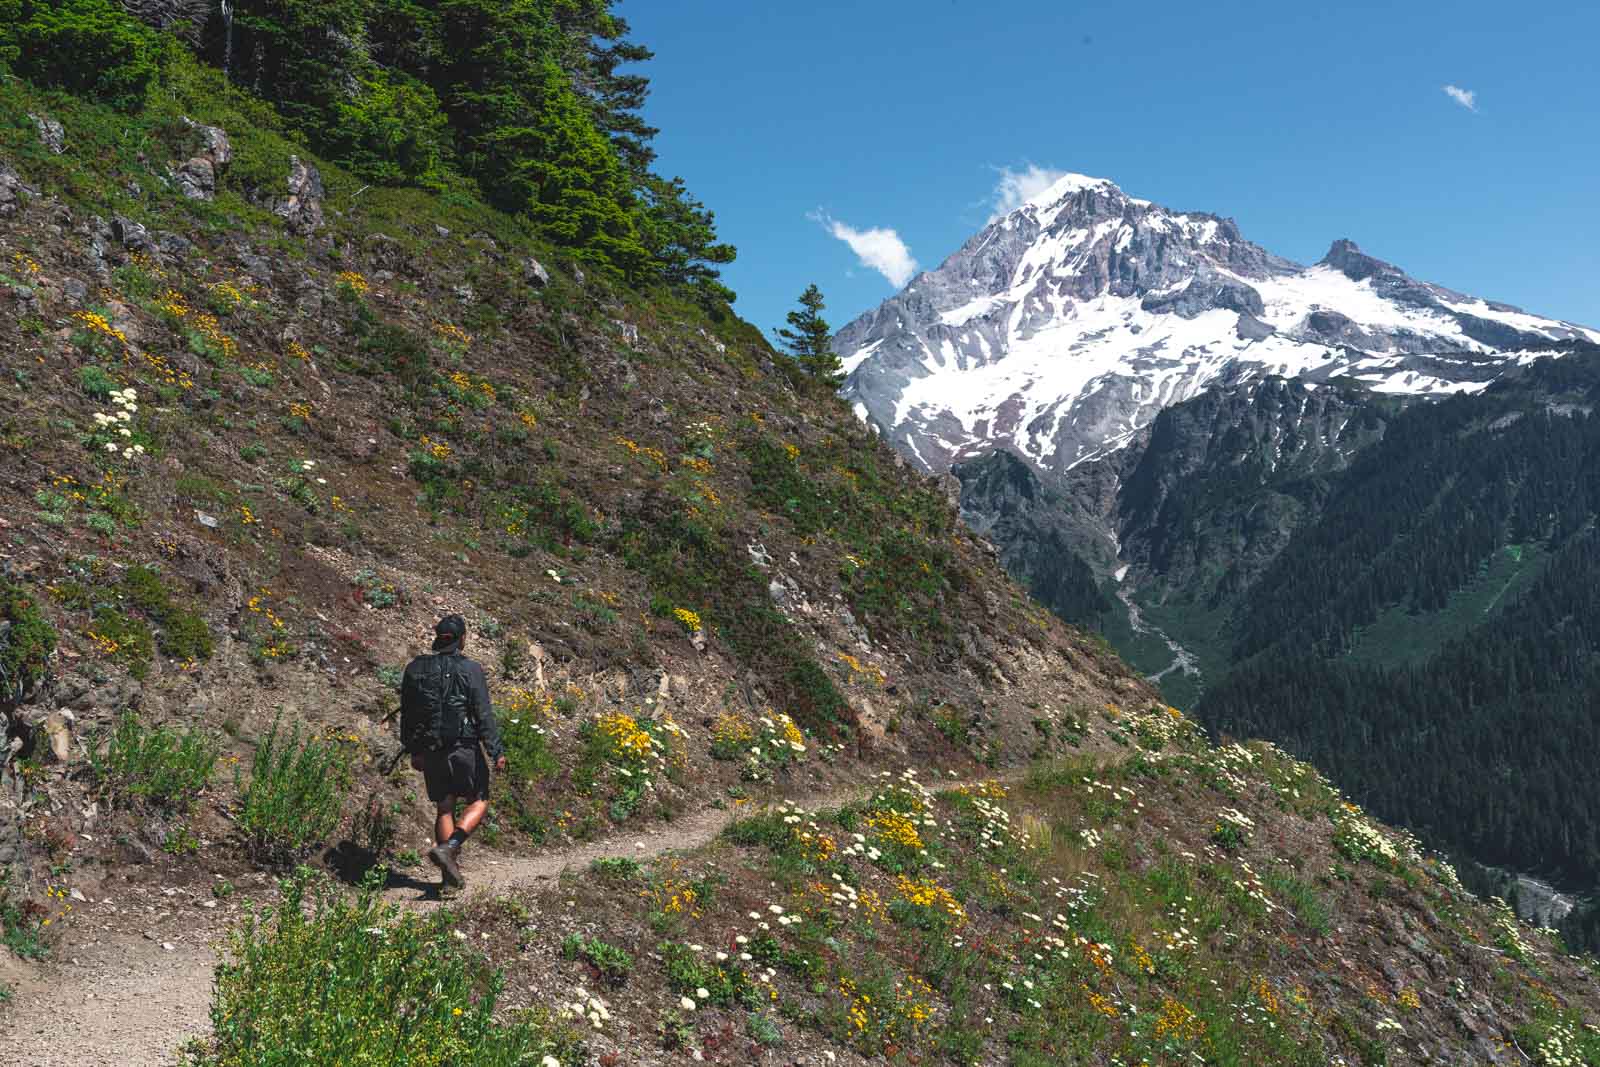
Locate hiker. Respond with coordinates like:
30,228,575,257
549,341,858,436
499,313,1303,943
399,614,506,892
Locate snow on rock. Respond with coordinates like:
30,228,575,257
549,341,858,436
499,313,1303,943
838,176,1596,475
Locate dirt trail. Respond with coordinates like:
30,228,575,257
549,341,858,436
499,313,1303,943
0,773,996,1066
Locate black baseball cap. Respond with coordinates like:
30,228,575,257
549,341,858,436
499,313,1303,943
432,614,466,651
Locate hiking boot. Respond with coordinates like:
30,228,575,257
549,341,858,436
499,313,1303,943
428,843,464,889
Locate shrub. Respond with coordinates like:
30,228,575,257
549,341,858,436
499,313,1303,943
236,717,349,866
0,580,56,705
659,939,761,1009
7,0,166,112
88,606,154,680
77,365,118,399
327,70,453,186
188,868,582,1066
87,713,218,811
0,868,47,961
561,933,633,988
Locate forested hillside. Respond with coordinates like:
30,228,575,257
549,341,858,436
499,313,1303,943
962,346,1600,946
1,0,734,294
1199,349,1600,896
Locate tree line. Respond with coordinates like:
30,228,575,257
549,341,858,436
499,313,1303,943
1,0,735,297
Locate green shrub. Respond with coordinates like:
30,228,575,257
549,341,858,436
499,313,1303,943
0,580,56,704
88,606,153,679
659,939,761,1009
236,717,350,866
188,868,582,1066
560,933,633,987
327,70,453,186
589,856,642,883
77,365,118,399
87,713,218,811
0,868,46,961
8,0,166,112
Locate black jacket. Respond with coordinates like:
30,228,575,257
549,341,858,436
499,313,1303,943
398,648,504,759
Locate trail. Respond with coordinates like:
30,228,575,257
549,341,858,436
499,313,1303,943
0,774,996,1066
1115,582,1199,686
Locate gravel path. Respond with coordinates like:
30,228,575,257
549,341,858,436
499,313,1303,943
0,776,991,1065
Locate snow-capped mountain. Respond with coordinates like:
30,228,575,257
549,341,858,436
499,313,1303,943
836,173,1599,474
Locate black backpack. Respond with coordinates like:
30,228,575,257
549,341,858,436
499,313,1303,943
400,652,472,752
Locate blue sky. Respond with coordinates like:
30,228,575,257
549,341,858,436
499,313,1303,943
624,1,1599,341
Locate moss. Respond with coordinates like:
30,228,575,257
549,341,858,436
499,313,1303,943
115,565,213,665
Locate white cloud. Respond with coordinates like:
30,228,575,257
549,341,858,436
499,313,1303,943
988,164,1071,221
1443,84,1477,112
810,211,918,288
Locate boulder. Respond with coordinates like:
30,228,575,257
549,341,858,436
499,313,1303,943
172,119,232,201
29,113,65,154
0,165,37,220
111,215,153,254
272,155,325,236
524,257,551,288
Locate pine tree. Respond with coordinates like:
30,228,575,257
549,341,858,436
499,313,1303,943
776,284,843,384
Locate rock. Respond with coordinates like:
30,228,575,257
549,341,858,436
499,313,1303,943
8,285,40,318
434,225,451,238
195,511,219,529
29,113,65,154
0,164,38,219
293,275,324,315
524,257,551,288
173,157,216,201
62,278,89,303
272,155,325,236
111,215,153,254
172,120,231,201
613,320,640,346
185,118,233,169
453,284,474,302
155,232,194,260
43,713,72,763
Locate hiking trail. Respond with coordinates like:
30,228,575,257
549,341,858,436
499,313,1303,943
0,773,998,1066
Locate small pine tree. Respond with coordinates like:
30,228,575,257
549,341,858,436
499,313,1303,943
776,284,842,385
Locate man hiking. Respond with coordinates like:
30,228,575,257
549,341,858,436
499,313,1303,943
399,614,506,893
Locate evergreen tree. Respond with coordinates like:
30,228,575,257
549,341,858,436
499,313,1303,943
638,174,735,301
777,284,843,384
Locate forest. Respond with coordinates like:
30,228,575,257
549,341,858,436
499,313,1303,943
0,0,735,296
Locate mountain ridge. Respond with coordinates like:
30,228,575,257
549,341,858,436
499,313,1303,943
837,172,1597,476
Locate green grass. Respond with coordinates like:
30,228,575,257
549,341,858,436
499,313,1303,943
235,717,349,866
86,713,218,811
186,869,581,1067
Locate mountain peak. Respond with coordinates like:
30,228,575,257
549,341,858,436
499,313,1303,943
1319,238,1400,281
1020,172,1121,212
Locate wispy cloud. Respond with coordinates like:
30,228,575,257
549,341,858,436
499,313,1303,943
988,164,1071,221
1443,84,1478,112
810,211,919,288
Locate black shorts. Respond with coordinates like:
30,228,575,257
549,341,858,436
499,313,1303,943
421,743,490,804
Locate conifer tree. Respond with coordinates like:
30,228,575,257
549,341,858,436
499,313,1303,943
777,284,843,384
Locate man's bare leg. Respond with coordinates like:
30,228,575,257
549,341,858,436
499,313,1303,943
455,798,488,837
428,795,465,889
